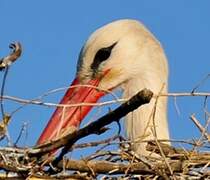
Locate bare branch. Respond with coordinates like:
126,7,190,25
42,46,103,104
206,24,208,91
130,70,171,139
72,135,119,150
58,159,161,175
31,88,153,157
190,114,210,141
0,42,22,70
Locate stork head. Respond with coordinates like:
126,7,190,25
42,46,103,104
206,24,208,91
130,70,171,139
37,19,168,145
77,19,168,92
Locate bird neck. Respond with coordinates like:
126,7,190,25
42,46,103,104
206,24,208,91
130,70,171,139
122,73,170,154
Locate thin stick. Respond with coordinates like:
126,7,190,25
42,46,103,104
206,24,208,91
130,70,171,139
1,92,210,109
0,67,9,117
190,114,210,141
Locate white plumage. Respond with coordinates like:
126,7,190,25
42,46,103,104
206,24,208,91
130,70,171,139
77,19,170,155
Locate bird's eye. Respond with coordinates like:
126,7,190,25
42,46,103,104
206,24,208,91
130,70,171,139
95,48,111,62
91,42,117,71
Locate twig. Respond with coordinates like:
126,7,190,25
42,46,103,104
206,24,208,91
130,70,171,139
191,74,210,93
14,122,28,146
190,114,210,141
58,159,154,175
151,84,173,178
1,92,210,112
1,94,127,108
38,85,120,101
0,67,9,117
0,42,22,70
31,89,153,161
160,92,210,97
84,151,121,162
72,135,119,150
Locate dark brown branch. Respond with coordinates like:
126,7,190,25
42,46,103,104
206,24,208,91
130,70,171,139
0,42,22,70
31,88,153,157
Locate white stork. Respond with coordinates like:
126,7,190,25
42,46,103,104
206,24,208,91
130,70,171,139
37,19,170,156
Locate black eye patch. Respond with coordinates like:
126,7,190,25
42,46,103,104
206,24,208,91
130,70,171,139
91,42,117,71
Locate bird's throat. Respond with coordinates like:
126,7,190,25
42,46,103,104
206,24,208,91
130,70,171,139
122,76,170,154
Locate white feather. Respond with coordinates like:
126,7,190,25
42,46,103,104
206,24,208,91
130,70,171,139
77,19,170,156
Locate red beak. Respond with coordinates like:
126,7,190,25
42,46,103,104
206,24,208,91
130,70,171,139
37,77,105,145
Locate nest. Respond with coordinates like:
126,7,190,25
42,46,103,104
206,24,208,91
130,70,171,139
0,42,209,179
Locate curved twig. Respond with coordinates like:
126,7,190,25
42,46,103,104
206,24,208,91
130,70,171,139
0,42,22,70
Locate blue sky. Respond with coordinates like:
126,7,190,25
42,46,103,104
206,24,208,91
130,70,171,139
1,0,210,154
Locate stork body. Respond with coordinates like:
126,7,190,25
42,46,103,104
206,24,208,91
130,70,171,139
37,19,170,155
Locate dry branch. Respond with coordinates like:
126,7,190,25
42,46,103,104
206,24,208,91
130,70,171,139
62,159,154,175
54,143,210,177
57,158,183,175
2,92,210,109
31,89,153,158
0,42,22,70
190,114,210,141
146,141,210,161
